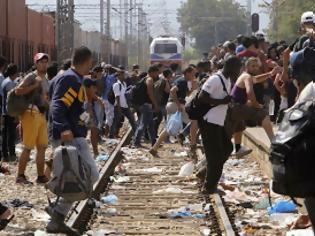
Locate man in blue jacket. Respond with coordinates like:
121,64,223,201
46,46,99,235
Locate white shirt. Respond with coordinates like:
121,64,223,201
202,72,231,126
113,80,128,108
296,82,315,104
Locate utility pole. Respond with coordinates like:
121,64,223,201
56,0,74,63
124,0,128,66
106,0,111,63
120,0,123,40
137,5,142,65
100,0,104,34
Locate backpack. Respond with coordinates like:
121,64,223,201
126,77,148,106
185,74,228,120
108,83,122,105
46,145,93,202
270,99,315,198
7,89,35,117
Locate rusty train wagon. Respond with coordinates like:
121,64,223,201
0,0,56,72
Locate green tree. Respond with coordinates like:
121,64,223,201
261,0,314,42
177,0,247,53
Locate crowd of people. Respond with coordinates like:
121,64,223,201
0,10,314,235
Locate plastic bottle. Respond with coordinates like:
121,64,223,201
269,99,275,116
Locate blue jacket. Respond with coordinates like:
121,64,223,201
50,69,87,140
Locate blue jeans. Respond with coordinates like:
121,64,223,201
133,103,156,146
110,107,136,137
93,102,105,129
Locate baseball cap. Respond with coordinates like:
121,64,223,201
301,11,314,24
83,77,97,88
34,53,49,64
223,41,230,48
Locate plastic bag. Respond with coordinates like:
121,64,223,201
101,194,118,205
268,200,297,215
166,112,183,136
178,162,195,177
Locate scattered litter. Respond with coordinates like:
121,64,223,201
204,203,211,211
193,213,206,219
269,213,298,228
96,154,109,162
286,229,314,236
201,228,211,236
268,200,297,214
167,210,205,219
86,229,118,236
104,208,118,216
5,199,33,209
110,176,130,183
174,151,188,158
31,209,51,222
153,187,196,194
134,167,163,174
238,202,254,209
101,194,118,205
224,189,257,203
168,211,192,218
106,139,120,145
114,164,126,174
178,162,195,177
255,197,271,210
227,159,244,166
34,230,49,236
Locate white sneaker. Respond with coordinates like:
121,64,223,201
231,146,252,158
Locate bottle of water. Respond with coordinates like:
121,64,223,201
269,99,275,116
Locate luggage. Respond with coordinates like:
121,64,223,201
270,100,315,198
46,145,93,202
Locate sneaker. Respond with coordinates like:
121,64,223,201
231,146,252,158
16,175,33,185
36,175,49,184
46,221,80,236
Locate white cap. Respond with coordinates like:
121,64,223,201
223,41,230,48
301,11,314,24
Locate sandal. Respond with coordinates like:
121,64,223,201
0,165,10,175
0,215,14,231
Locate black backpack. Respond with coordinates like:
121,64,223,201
108,83,122,105
185,74,228,120
270,99,315,198
127,77,147,106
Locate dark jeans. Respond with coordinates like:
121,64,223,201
133,103,156,146
110,107,136,137
198,119,233,192
154,106,167,137
305,197,315,232
2,115,17,158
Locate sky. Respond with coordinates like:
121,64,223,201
26,0,271,39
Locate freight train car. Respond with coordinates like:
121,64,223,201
0,0,56,72
0,0,127,71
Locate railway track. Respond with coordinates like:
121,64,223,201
66,130,239,236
